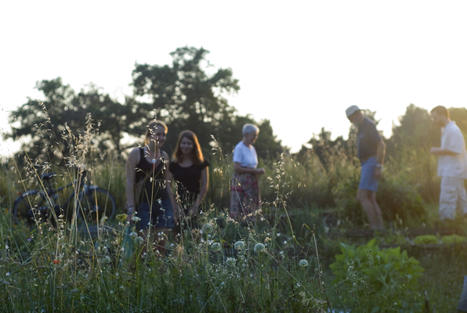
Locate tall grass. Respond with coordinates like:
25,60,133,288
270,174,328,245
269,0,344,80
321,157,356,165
0,115,464,312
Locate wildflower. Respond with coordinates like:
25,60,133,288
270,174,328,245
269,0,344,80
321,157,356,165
211,242,222,252
298,259,309,267
131,215,141,223
116,213,127,223
6,272,10,277
234,240,245,251
53,259,60,264
100,215,108,225
202,223,214,234
254,243,266,253
129,231,138,238
226,257,236,266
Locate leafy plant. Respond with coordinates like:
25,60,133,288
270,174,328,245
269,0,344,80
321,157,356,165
413,235,439,245
441,234,467,245
330,239,424,312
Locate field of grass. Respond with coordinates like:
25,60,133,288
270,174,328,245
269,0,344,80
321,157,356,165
0,151,466,312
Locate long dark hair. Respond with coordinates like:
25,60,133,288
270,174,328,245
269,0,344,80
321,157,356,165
172,130,204,165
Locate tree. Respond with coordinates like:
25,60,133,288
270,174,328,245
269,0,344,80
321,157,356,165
7,47,285,163
131,46,283,159
7,78,138,162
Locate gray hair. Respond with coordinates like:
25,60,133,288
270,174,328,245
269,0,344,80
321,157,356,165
242,124,259,136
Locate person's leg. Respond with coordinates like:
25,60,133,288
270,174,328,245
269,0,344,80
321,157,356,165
230,176,242,219
358,157,382,230
439,176,457,220
153,196,176,255
454,177,467,217
371,191,384,230
358,189,378,230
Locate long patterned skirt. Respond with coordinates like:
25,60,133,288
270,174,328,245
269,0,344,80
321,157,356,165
230,173,260,219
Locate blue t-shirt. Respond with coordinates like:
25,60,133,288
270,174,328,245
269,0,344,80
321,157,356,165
357,117,381,162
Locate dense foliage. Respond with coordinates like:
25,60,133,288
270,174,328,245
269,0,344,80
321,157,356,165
330,239,424,312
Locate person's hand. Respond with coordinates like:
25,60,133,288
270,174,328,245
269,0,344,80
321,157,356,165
256,168,265,175
374,167,383,179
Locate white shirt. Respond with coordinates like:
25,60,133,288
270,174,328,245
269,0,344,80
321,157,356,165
438,121,467,178
233,141,258,168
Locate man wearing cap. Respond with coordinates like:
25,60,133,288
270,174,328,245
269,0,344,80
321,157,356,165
346,105,385,231
430,105,467,220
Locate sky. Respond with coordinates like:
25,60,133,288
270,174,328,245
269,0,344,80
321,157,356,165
1,0,467,157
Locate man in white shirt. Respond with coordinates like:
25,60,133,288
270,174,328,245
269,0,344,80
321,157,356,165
430,106,467,220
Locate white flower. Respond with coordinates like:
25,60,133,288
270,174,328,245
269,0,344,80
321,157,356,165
211,242,222,252
100,216,108,225
298,259,309,267
202,223,214,234
131,216,141,223
254,243,266,253
129,231,138,238
234,240,245,251
226,257,236,266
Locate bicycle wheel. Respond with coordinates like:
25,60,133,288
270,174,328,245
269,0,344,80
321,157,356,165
12,190,48,225
75,187,116,229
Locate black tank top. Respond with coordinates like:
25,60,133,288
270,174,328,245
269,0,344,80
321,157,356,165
135,147,168,203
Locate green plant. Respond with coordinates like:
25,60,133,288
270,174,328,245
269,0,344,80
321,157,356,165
413,235,439,245
441,234,467,245
330,239,424,312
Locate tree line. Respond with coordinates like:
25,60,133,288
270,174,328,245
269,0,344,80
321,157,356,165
6,47,283,163
6,46,467,175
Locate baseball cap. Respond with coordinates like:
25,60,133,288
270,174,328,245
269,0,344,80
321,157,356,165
345,105,360,118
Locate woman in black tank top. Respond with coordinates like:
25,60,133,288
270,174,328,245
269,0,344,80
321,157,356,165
169,130,209,228
125,120,177,240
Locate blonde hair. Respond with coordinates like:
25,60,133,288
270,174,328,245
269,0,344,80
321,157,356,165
144,120,168,145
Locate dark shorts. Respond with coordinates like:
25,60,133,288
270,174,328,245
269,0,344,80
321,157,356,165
359,156,379,192
136,196,175,230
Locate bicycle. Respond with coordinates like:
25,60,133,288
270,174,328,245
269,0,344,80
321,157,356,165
12,169,116,230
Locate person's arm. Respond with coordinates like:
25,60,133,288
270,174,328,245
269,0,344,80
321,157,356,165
125,148,140,217
191,166,209,215
376,138,386,166
162,152,178,222
233,163,265,175
430,147,459,156
432,127,464,156
374,138,385,179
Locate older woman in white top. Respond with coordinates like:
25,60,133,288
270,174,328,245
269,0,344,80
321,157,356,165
230,124,265,219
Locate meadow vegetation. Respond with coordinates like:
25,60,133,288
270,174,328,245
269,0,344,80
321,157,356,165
3,47,467,311
1,129,467,312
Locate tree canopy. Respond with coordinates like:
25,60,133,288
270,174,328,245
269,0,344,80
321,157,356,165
6,47,284,163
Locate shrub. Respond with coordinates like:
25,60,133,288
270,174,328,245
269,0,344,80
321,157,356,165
413,235,439,245
330,239,424,312
441,234,467,245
